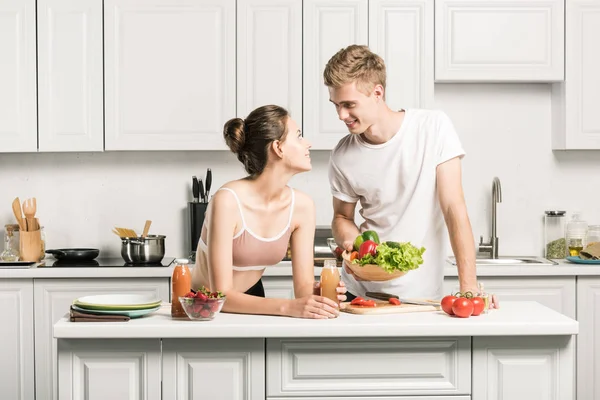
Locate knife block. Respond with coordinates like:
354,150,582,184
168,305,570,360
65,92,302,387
188,202,208,256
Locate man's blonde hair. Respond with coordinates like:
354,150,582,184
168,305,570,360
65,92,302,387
323,45,386,96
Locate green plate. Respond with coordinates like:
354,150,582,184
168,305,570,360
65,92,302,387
72,304,161,318
73,294,162,311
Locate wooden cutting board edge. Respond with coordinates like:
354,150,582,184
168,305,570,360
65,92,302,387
340,300,440,315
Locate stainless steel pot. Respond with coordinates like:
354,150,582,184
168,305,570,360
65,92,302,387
121,235,166,264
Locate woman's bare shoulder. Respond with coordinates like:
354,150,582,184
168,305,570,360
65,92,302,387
291,188,315,213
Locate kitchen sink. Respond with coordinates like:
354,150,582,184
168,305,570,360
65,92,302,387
448,256,558,266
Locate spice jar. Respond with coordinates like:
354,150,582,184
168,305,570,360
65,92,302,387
1,224,20,262
544,211,567,259
171,258,192,318
566,212,588,256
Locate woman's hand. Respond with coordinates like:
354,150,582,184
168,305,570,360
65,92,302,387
313,280,347,303
286,295,340,319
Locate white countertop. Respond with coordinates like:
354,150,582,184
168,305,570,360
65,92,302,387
54,301,578,339
0,262,175,278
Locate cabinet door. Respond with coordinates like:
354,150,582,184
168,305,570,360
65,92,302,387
443,276,576,319
435,0,564,82
0,279,34,400
552,0,600,150
237,0,302,123
104,0,235,151
37,0,103,152
0,0,37,152
58,339,161,400
577,277,600,400
369,0,434,110
303,0,368,150
162,338,265,399
34,278,169,400
262,276,295,299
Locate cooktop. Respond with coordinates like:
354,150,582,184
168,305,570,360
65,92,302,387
38,257,175,268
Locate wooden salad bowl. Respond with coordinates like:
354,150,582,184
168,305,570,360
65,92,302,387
342,251,406,282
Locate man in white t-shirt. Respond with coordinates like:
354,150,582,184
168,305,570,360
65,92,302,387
324,45,496,305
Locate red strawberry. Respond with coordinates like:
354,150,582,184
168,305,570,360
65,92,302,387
196,293,208,301
184,292,195,298
200,309,211,318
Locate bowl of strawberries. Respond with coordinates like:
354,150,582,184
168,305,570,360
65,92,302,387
179,286,226,321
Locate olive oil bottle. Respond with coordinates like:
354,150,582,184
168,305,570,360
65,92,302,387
566,212,588,257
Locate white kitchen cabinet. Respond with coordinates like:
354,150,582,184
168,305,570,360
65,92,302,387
552,0,600,150
162,338,265,400
0,279,34,400
435,0,564,82
369,0,434,110
267,337,471,397
237,0,302,124
473,335,575,400
37,0,103,152
0,0,37,153
104,0,235,151
262,276,296,299
576,277,600,400
34,278,169,400
58,339,161,400
444,276,576,319
303,0,368,149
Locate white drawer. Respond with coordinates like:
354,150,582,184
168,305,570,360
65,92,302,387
267,337,471,397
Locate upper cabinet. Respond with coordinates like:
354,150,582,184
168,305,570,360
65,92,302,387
369,0,434,111
104,0,235,151
552,0,600,150
237,0,302,126
435,0,565,82
303,0,368,150
0,0,37,152
37,0,103,152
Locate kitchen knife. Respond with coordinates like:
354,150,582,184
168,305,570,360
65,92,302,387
205,168,212,203
192,176,199,203
365,291,440,306
198,178,206,203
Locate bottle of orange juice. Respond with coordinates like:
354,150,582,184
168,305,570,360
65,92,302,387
171,258,192,318
320,259,340,304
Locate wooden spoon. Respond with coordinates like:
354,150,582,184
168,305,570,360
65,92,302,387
142,220,152,238
12,197,26,231
22,197,37,231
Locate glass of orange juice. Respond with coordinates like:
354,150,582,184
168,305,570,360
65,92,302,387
320,259,340,305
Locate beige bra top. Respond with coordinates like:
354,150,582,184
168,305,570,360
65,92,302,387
198,187,294,271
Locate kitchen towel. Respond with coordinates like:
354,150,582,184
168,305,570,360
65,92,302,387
69,306,130,322
580,242,600,260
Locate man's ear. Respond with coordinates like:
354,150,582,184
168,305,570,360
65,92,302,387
374,84,384,101
271,140,284,159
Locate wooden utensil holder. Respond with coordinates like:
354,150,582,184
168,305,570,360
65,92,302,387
20,229,42,262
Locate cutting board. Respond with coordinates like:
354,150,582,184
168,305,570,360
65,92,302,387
340,300,440,315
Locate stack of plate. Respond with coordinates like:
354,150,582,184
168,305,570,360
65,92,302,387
72,294,162,318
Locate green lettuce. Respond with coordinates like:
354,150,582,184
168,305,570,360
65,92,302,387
355,242,426,273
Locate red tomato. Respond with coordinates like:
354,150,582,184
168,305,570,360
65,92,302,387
452,298,474,318
361,300,376,307
389,298,401,306
441,295,458,315
358,240,378,259
471,297,485,316
350,297,366,306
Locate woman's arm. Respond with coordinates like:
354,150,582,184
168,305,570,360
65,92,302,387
289,191,317,298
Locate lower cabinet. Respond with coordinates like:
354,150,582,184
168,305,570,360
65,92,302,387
162,338,265,399
57,339,161,400
34,278,170,400
576,277,600,400
443,276,577,319
0,279,34,400
263,276,296,299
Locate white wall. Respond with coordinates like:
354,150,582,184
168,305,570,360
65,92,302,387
1,83,599,258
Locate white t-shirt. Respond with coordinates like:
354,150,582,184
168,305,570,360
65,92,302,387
328,109,465,300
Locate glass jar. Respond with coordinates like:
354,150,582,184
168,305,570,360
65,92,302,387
320,259,341,306
1,224,20,262
566,212,588,256
544,211,567,259
39,226,46,260
587,225,600,247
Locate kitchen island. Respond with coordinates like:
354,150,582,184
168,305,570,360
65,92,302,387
55,301,577,400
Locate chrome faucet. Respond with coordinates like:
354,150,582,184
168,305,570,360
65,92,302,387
479,177,502,259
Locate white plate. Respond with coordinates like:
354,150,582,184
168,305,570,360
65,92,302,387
71,304,161,318
74,293,162,309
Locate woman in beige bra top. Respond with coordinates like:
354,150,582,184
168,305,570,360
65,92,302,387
192,105,346,319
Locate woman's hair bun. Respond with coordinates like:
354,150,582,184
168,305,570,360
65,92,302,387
223,117,245,154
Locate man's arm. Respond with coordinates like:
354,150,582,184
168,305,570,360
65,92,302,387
436,157,478,293
332,197,360,252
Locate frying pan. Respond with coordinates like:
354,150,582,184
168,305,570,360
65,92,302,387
45,248,100,261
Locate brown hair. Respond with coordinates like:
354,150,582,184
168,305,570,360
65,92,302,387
323,45,386,96
223,105,290,176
